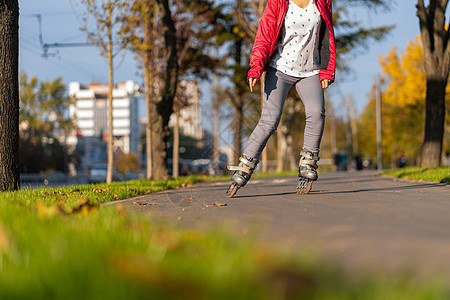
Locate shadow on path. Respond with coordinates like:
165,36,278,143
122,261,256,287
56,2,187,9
317,183,444,195
232,191,297,199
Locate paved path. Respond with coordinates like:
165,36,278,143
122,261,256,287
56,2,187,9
111,171,450,276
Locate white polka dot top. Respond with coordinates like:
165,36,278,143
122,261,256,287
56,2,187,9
268,0,322,78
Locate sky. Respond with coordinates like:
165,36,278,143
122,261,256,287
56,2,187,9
19,0,420,133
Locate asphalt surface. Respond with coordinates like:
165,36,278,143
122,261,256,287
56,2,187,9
110,170,450,277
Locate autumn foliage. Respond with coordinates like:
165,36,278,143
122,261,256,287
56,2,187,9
358,38,450,167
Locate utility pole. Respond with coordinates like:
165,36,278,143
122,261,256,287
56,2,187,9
213,104,220,166
35,14,92,57
376,78,383,171
213,76,220,167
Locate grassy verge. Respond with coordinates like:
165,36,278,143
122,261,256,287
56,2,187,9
0,176,448,298
11,176,207,211
381,166,450,184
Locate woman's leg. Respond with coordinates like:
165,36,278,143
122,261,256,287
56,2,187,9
294,74,325,152
243,69,296,160
294,74,325,194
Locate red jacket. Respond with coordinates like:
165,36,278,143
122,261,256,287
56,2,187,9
247,0,336,83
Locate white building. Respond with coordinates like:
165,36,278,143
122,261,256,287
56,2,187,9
169,81,203,141
68,80,140,157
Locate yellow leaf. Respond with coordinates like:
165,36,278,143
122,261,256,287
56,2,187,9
35,200,63,218
65,198,99,216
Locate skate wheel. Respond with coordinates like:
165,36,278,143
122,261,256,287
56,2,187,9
296,179,313,195
226,183,239,198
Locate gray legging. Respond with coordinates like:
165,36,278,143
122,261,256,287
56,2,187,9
243,67,325,160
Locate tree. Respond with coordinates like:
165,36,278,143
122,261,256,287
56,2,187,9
151,0,178,179
358,38,450,167
0,0,20,191
416,0,449,167
78,0,126,182
120,0,159,179
235,0,271,170
122,0,223,179
19,73,74,173
218,1,255,165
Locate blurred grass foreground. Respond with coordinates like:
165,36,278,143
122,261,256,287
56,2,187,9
0,176,448,299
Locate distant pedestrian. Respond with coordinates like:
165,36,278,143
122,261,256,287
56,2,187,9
226,0,336,197
398,153,407,168
333,150,341,171
354,153,363,170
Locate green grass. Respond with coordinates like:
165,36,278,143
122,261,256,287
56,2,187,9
0,176,448,299
12,176,206,210
381,166,450,184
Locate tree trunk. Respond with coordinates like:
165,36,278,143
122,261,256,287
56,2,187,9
286,134,296,171
173,109,179,177
421,79,446,167
143,2,153,180
144,64,153,179
0,0,20,191
417,0,449,167
153,0,178,179
276,119,283,173
106,0,114,183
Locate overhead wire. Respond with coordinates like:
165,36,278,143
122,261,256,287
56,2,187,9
20,32,104,81
20,9,106,81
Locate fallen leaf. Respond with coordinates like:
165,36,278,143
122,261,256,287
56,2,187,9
132,201,155,206
204,202,228,208
113,194,120,200
64,198,99,216
35,200,64,218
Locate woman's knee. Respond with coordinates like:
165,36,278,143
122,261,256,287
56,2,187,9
258,118,279,135
306,107,325,122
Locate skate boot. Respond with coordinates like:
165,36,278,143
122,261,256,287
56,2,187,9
296,150,320,195
226,155,258,198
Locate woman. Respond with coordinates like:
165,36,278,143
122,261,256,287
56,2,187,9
227,0,336,197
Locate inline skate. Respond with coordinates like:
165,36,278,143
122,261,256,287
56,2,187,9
226,155,258,198
297,150,319,194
